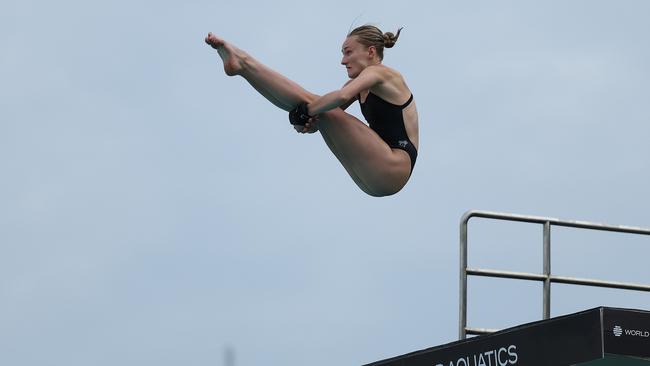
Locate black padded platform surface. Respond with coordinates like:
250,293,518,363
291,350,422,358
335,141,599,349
365,307,650,366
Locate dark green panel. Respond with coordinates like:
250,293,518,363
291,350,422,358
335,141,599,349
577,354,650,365
365,308,650,366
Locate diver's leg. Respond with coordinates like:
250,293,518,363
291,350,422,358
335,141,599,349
317,108,412,197
318,130,375,195
205,33,316,111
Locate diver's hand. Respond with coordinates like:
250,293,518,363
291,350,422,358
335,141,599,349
293,116,319,134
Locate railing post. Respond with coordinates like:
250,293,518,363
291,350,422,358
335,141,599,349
543,221,551,319
459,214,470,339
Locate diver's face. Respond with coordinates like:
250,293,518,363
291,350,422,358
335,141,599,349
341,36,374,78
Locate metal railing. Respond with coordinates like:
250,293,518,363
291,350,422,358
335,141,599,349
459,210,650,339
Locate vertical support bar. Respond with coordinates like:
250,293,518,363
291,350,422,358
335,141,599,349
543,221,551,319
459,217,469,339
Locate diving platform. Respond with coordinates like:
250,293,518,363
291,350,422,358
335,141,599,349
365,306,650,366
366,211,650,366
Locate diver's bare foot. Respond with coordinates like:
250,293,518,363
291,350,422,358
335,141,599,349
205,33,244,76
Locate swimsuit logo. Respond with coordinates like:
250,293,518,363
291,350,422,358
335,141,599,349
613,326,623,337
398,140,409,148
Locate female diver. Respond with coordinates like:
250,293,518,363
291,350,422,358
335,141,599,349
205,25,418,197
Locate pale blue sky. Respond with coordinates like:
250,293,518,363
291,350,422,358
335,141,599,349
2,1,650,365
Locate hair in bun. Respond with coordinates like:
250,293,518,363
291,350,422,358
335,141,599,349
383,28,402,48
348,25,403,60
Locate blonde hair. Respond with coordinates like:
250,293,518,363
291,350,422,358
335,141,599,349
348,25,403,60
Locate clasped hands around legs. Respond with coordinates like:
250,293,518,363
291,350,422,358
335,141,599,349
289,102,319,134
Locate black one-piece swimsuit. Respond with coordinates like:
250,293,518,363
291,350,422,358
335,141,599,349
359,92,417,173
